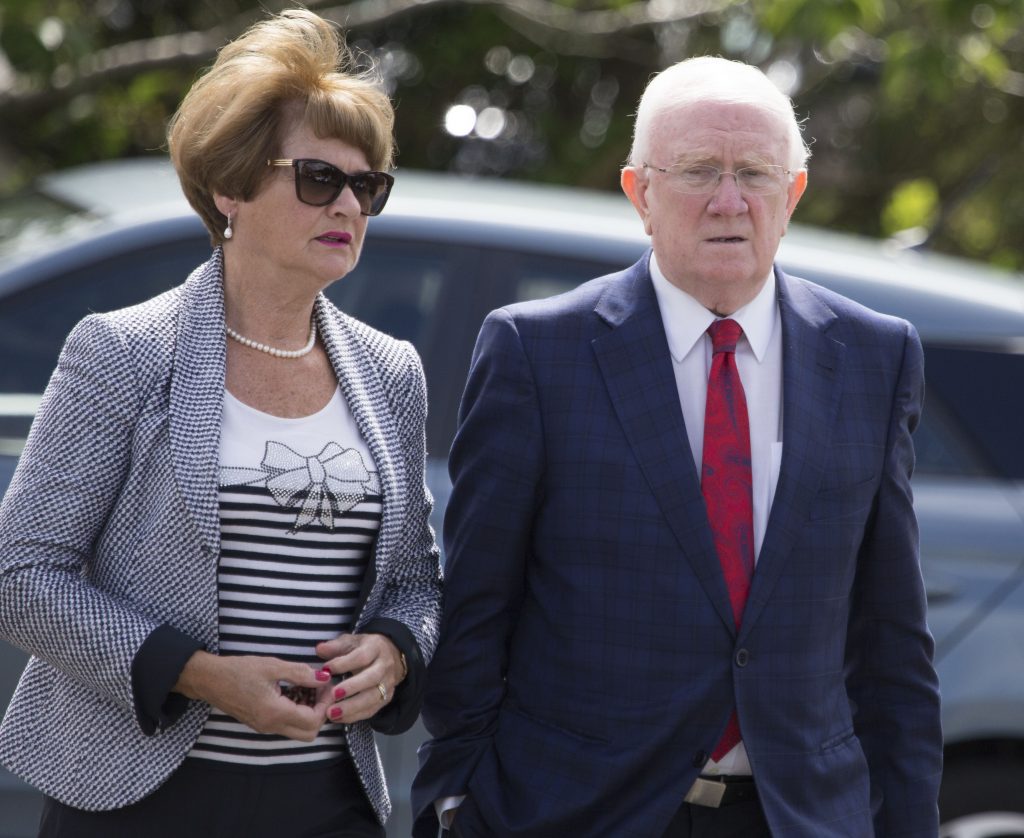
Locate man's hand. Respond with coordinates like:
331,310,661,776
317,633,406,724
174,651,331,741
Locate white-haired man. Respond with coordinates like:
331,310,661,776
412,56,942,836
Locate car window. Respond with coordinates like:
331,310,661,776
327,237,483,457
923,344,1024,480
0,238,211,395
505,252,617,305
0,192,85,255
326,239,452,350
330,241,638,459
912,382,991,478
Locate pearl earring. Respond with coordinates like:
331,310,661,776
223,213,234,240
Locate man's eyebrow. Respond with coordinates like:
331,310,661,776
667,153,715,166
739,153,778,167
666,151,778,168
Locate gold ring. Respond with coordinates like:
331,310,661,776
377,682,388,702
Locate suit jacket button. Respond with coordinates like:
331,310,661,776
735,649,750,667
692,750,709,768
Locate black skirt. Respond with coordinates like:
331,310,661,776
37,756,384,838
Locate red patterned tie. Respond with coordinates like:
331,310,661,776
702,319,754,762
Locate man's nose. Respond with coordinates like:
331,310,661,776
707,173,748,214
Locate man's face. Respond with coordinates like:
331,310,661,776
623,100,806,313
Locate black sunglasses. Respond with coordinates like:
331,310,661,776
267,158,394,216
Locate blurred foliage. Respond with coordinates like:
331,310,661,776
0,0,1022,271
882,178,939,237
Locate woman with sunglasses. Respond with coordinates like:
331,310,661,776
0,9,440,837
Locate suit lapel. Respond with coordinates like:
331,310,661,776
739,270,845,637
316,298,402,623
592,257,736,632
169,250,226,556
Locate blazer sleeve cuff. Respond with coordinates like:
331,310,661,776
131,623,203,736
362,616,425,735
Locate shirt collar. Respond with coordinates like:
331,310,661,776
650,253,777,363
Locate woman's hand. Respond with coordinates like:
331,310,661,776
174,651,331,741
316,633,407,724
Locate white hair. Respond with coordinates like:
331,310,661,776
628,56,810,171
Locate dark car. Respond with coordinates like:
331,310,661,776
1,160,1023,838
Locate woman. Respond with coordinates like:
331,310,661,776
0,9,440,836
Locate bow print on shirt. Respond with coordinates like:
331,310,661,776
221,441,380,532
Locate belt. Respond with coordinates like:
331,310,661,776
684,775,757,808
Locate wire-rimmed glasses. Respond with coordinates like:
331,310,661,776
642,162,791,196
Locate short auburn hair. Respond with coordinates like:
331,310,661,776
167,8,395,244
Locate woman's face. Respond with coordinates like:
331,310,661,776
227,122,374,291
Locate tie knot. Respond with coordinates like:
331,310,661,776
708,319,742,354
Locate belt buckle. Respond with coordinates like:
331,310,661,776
684,776,727,808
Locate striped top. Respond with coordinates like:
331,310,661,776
187,387,381,766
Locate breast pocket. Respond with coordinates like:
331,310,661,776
808,443,881,521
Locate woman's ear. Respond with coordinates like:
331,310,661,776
213,193,237,219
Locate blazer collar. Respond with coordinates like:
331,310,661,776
739,267,846,636
314,294,401,511
592,253,737,631
315,296,402,600
594,250,657,329
169,249,227,555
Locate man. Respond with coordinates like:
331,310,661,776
412,57,942,836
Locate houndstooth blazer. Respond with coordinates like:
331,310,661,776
0,249,442,822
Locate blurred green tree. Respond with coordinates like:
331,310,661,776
0,0,1021,270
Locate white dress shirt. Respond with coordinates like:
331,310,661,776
650,252,784,776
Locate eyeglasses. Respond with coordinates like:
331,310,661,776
267,159,394,216
642,162,791,196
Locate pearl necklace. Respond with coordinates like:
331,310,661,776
225,318,317,359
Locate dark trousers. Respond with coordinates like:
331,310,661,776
661,798,771,837
38,756,384,838
443,793,771,837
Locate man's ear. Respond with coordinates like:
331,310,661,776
621,166,653,237
778,169,807,238
784,169,808,221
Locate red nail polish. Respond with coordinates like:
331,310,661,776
329,706,342,720
315,670,330,682
320,665,332,674
333,686,346,700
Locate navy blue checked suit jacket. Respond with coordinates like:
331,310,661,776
412,254,942,836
